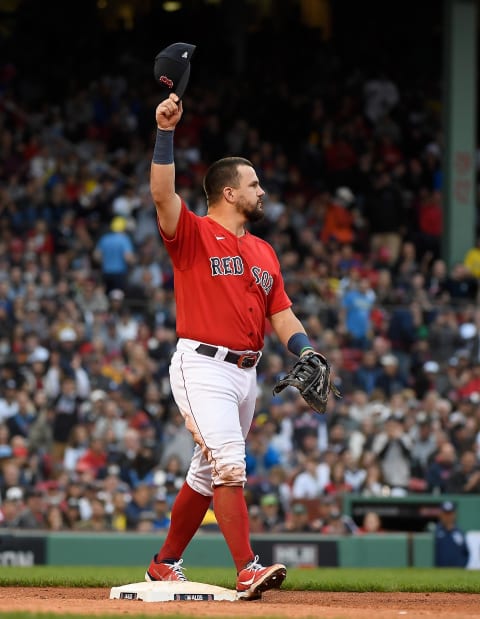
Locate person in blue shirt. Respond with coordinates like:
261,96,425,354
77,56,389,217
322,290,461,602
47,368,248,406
151,491,171,531
93,216,136,293
245,425,282,480
353,349,382,395
340,276,375,350
434,501,469,567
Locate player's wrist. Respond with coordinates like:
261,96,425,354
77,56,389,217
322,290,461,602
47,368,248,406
287,332,314,357
300,347,315,357
153,128,174,164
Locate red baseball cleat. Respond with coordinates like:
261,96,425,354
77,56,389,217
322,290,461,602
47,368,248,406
145,556,188,582
236,555,287,600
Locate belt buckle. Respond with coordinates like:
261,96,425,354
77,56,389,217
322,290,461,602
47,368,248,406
237,353,258,369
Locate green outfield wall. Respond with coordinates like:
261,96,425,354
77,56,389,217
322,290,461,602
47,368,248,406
0,531,434,568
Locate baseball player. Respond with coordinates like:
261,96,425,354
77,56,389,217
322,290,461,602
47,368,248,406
145,92,323,600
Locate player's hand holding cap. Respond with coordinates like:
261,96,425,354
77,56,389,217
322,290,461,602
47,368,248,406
154,42,196,101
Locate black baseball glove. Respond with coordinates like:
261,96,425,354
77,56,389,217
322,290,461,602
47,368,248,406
272,351,341,414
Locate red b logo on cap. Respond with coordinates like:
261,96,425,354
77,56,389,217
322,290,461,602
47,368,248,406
159,75,174,89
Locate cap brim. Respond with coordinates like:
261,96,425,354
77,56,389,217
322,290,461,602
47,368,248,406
175,63,191,99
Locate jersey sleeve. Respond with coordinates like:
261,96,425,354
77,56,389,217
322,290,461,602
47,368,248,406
157,200,198,270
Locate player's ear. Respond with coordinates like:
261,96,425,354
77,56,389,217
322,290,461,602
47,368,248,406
223,186,235,203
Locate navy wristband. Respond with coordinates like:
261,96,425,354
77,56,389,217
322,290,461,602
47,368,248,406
287,332,314,357
152,128,174,164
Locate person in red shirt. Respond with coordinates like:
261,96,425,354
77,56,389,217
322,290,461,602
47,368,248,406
143,90,337,600
416,188,443,260
74,436,108,479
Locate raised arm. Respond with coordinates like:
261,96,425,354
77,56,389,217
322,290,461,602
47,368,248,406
150,93,183,238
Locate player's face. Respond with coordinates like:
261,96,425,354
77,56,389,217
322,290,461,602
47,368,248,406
235,165,265,223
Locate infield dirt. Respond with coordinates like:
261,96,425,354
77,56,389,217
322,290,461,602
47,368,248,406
0,588,478,618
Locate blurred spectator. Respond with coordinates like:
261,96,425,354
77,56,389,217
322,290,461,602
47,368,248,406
0,487,24,527
463,237,480,279
245,425,282,480
283,502,317,533
0,460,28,500
50,374,85,464
74,496,112,531
248,504,265,533
352,351,382,397
159,408,194,474
372,413,412,492
114,427,142,483
258,493,285,533
446,450,480,494
339,276,376,350
426,442,457,494
124,437,157,488
62,424,89,473
110,490,128,532
291,455,329,500
360,460,391,497
349,416,378,462
363,73,399,125
93,398,127,444
0,378,20,422
463,310,480,364
342,449,367,492
324,460,354,496
321,504,358,535
358,510,384,533
364,171,406,267
0,423,12,459
410,412,437,479
443,263,478,306
414,189,443,260
15,487,48,529
151,489,171,531
6,390,36,439
434,501,469,568
374,354,409,398
74,277,109,317
46,504,68,531
93,217,136,293
75,436,108,479
124,482,153,530
249,464,291,517
320,187,356,246
63,497,82,530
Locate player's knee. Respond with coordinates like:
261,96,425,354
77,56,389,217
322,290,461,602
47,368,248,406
211,449,246,486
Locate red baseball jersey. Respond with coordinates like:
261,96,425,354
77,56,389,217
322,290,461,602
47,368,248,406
158,201,292,350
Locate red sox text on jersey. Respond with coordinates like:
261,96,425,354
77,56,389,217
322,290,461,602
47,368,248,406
210,257,273,296
159,201,291,351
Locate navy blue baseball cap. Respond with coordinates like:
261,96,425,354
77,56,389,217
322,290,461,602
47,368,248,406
440,500,456,513
154,42,196,101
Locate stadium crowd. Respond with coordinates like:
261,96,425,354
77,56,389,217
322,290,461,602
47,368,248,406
0,29,480,535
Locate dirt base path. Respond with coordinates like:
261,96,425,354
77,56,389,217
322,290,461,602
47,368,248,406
0,588,478,618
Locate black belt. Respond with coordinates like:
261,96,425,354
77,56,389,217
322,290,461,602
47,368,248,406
195,344,260,369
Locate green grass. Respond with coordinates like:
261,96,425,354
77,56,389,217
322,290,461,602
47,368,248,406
1,567,478,619
1,565,479,593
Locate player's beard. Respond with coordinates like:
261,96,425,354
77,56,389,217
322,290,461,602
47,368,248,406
237,196,264,223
